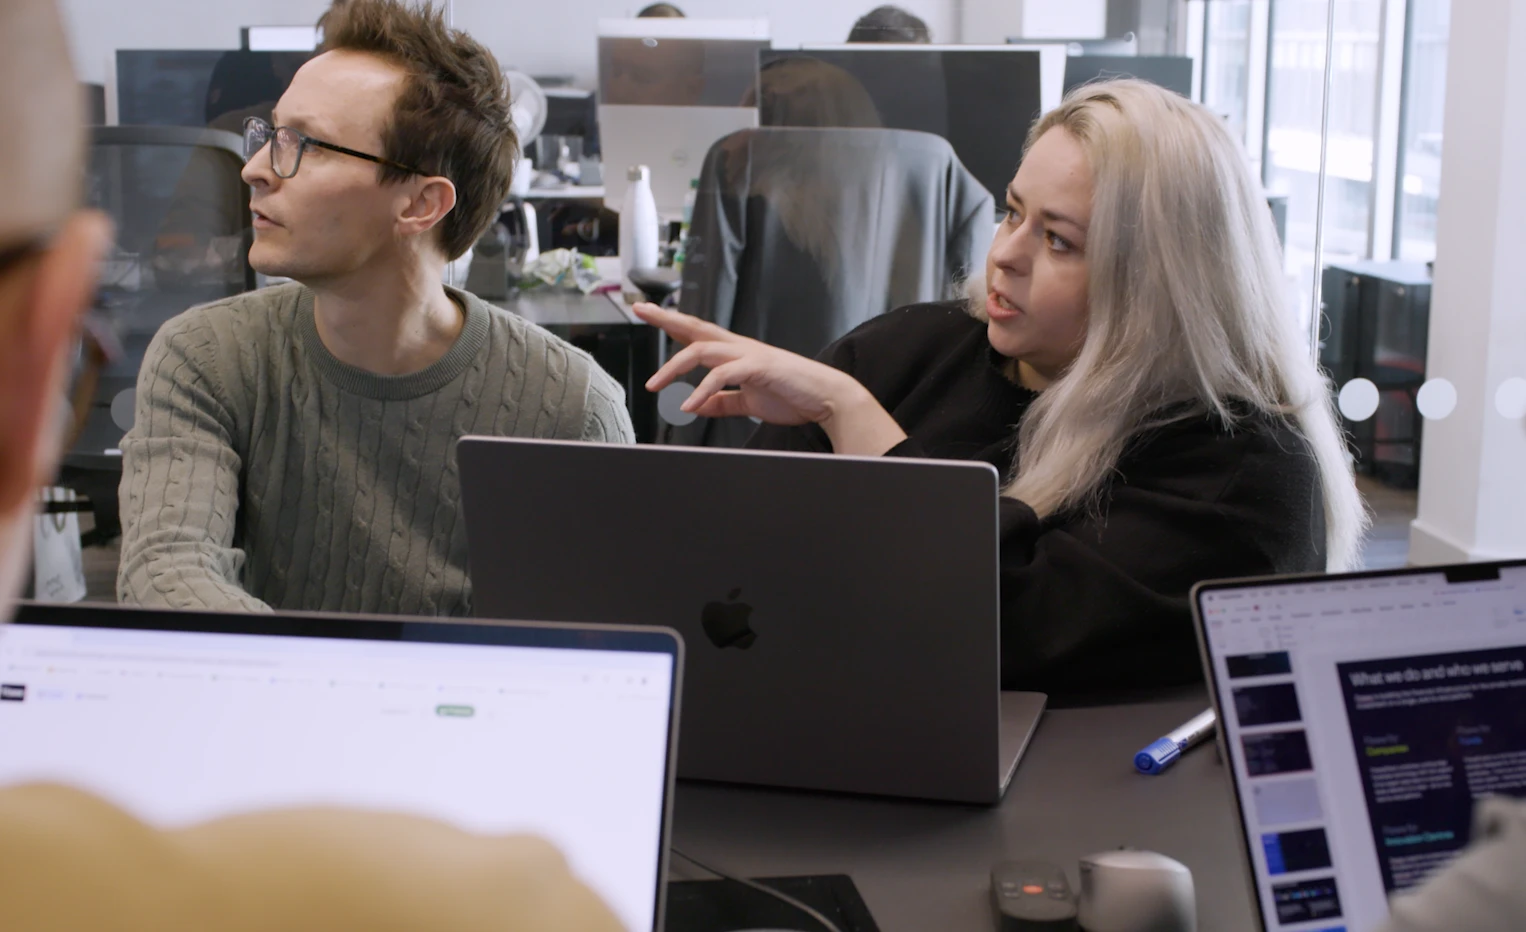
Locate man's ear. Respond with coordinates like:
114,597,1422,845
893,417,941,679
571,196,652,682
0,211,111,520
395,176,458,245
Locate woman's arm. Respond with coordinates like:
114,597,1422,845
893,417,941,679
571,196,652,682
636,304,907,456
956,425,1321,695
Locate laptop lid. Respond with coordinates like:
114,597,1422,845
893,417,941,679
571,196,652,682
0,602,683,932
1193,560,1526,932
458,437,1028,804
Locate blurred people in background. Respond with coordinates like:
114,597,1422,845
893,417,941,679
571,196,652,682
754,57,883,128
848,5,931,43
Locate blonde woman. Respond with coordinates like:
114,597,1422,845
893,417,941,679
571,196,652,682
636,79,1366,696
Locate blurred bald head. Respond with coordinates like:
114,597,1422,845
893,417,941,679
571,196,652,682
0,0,107,615
0,0,83,242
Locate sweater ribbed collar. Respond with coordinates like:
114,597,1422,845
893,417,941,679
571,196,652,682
297,285,491,401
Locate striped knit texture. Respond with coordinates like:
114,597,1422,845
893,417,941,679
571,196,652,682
117,283,633,616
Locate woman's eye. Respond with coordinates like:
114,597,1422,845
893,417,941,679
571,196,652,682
1003,207,1021,225
1046,231,1073,252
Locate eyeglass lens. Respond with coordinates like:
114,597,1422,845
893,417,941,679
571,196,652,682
243,120,300,178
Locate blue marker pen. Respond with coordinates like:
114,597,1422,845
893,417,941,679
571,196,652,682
1134,708,1217,775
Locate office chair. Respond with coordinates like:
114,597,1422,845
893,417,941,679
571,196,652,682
666,126,993,448
58,126,253,545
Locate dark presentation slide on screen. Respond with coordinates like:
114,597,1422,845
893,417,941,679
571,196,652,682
1338,645,1526,892
1235,682,1303,727
1242,729,1314,777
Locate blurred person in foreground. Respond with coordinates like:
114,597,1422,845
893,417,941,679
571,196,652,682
0,1,622,928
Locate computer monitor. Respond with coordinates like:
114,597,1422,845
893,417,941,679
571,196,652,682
596,18,769,216
0,602,683,932
757,46,1043,203
543,88,601,157
1194,561,1526,931
116,49,310,132
1063,54,1194,99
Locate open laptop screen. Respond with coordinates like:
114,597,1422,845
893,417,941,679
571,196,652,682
1195,562,1526,932
0,603,682,932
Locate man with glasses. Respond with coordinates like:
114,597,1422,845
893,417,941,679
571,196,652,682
117,0,633,615
0,1,622,927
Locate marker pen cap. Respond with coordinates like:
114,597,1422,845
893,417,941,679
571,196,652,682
1134,737,1179,775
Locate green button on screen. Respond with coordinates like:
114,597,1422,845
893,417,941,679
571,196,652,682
436,705,475,718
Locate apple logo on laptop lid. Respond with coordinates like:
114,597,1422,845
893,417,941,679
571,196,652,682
701,589,757,649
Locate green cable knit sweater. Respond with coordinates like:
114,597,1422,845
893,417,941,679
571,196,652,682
117,283,633,616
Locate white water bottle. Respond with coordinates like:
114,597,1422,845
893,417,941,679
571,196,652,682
619,165,659,283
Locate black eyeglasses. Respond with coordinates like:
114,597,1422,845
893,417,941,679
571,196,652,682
243,116,423,180
0,234,49,279
0,228,122,457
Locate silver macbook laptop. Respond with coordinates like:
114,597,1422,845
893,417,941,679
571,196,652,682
458,437,1045,805
0,602,683,932
1193,560,1526,932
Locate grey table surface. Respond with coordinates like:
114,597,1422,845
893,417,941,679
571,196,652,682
495,289,644,327
669,690,1260,932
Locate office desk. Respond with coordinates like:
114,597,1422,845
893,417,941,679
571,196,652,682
671,692,1258,932
521,184,606,202
498,289,639,327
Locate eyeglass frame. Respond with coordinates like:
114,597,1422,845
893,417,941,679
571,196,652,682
0,233,49,280
243,116,425,180
0,226,118,458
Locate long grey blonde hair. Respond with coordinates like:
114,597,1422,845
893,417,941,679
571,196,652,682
970,79,1367,570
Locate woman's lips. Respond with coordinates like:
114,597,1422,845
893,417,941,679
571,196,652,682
987,292,1022,321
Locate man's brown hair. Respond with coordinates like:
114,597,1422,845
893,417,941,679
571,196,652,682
319,0,516,260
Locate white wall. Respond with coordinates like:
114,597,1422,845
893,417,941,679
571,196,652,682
61,0,962,89
465,0,955,89
61,0,329,84
959,0,1108,46
1020,0,1106,38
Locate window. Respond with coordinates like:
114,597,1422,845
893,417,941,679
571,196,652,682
1394,0,1450,262
1262,0,1385,330
1202,0,1255,150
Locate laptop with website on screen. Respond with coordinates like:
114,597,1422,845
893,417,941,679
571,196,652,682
0,602,683,932
457,436,1046,806
1192,559,1526,932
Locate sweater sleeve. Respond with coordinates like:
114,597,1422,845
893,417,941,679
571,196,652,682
1375,797,1526,932
886,427,1323,694
580,366,636,444
117,317,271,613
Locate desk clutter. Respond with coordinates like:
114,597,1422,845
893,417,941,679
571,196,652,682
991,851,1195,932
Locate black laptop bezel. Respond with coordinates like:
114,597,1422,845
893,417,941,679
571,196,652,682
1189,558,1526,931
8,600,685,932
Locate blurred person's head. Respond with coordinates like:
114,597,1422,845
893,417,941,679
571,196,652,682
241,0,517,287
972,79,1365,569
637,3,685,17
847,5,931,43
754,57,882,129
0,0,111,611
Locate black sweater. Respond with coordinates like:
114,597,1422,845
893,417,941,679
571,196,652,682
750,302,1327,697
